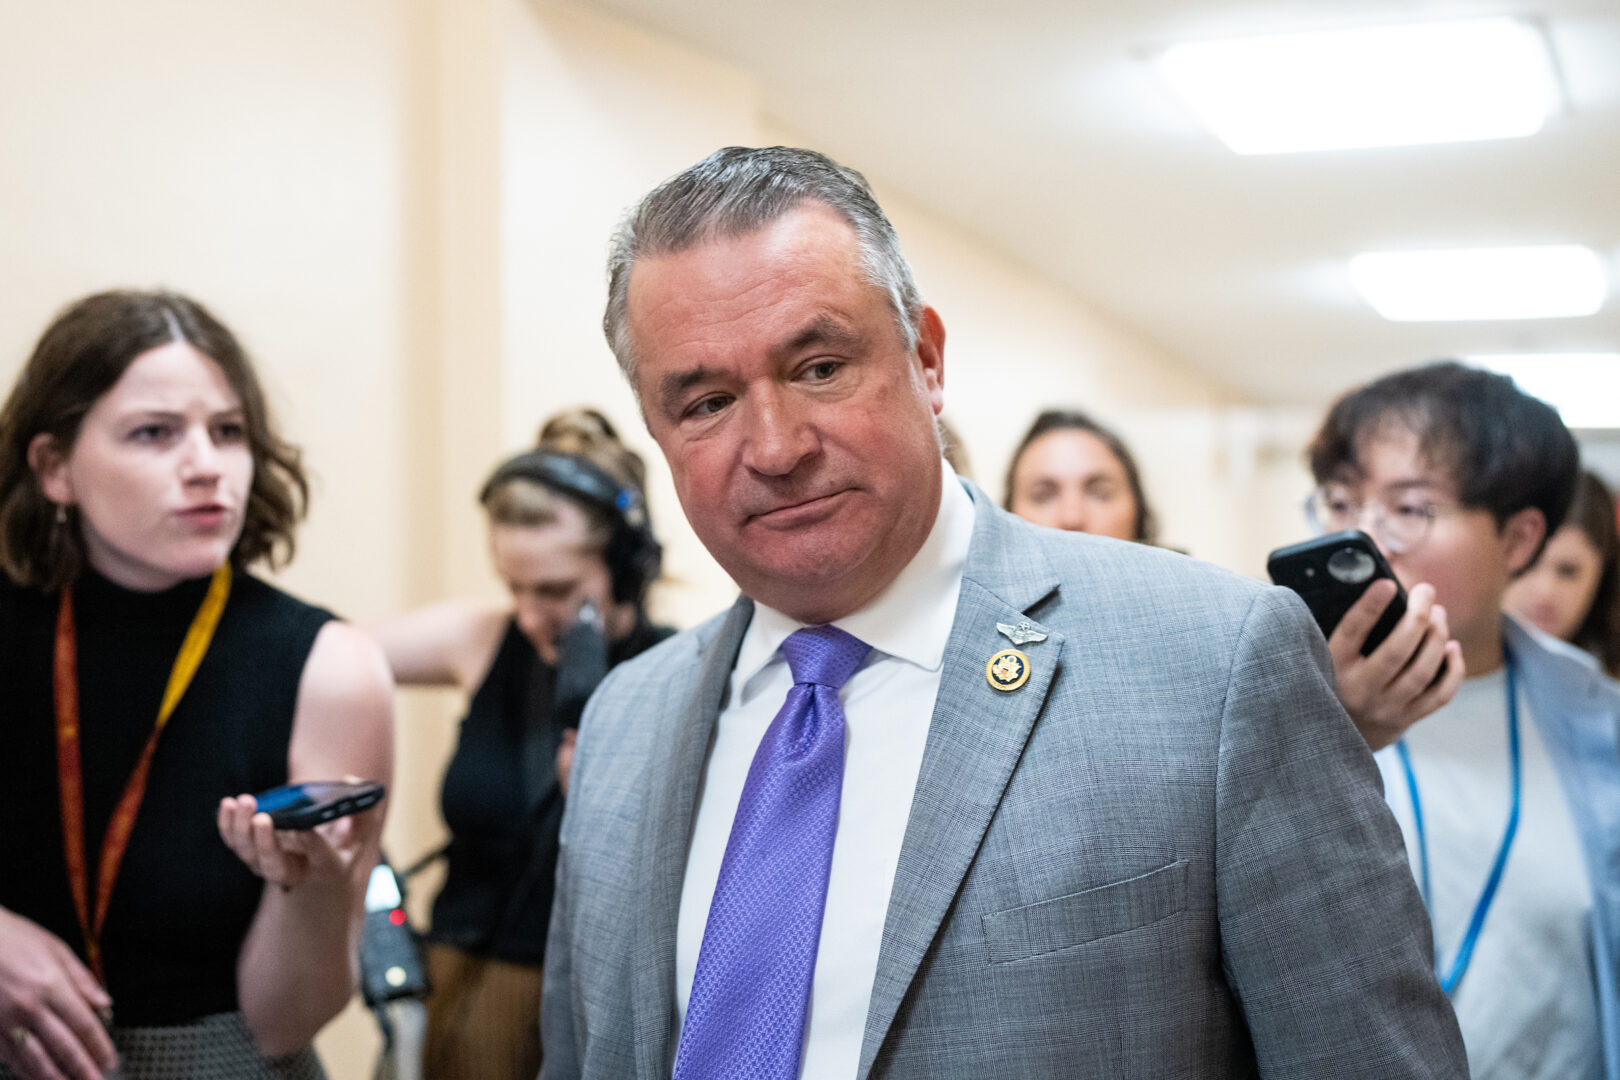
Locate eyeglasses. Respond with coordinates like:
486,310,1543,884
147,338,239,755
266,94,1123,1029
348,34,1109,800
1303,487,1445,554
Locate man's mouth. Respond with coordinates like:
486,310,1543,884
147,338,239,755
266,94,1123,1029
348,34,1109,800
747,489,850,525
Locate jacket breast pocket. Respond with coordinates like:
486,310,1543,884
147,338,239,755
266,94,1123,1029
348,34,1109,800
981,859,1188,964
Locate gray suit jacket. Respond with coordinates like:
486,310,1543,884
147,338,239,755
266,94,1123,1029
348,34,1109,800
540,482,1467,1079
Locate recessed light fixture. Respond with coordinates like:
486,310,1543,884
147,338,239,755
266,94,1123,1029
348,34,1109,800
1466,353,1620,428
1157,17,1559,154
1349,246,1607,322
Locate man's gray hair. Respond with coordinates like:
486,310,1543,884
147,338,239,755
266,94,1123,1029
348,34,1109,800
603,146,924,386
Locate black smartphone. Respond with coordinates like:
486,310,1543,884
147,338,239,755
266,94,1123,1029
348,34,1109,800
1266,530,1407,655
253,780,386,830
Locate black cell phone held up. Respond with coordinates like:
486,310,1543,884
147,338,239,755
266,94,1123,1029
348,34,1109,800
252,780,386,830
1266,530,1407,656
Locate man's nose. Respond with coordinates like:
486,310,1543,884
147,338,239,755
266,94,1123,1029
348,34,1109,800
740,392,817,477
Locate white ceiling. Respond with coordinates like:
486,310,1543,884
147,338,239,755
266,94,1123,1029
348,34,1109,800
571,0,1620,406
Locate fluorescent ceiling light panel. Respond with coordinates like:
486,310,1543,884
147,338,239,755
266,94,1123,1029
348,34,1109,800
1157,18,1559,154
1467,354,1620,428
1349,246,1607,321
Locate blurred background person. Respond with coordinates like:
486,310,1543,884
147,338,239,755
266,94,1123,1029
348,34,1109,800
1506,468,1620,678
371,408,670,1080
0,290,392,1080
1305,361,1617,1080
1004,408,1157,543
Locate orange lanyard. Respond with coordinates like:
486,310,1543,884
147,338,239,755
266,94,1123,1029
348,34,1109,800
53,564,232,983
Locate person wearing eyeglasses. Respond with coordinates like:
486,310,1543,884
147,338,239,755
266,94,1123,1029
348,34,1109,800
1301,460,1467,752
1305,361,1620,1080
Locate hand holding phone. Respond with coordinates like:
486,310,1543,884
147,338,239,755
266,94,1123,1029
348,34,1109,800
1266,530,1407,652
1267,530,1463,750
251,780,386,831
217,778,386,890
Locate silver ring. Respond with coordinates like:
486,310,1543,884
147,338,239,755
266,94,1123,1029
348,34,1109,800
7,1025,27,1049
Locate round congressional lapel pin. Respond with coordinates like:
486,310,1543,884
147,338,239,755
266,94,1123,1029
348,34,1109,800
986,648,1031,692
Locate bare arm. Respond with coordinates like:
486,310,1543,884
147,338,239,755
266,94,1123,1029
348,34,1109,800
367,600,508,691
217,621,394,1057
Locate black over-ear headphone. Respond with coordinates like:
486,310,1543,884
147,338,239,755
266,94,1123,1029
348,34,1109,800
478,450,663,606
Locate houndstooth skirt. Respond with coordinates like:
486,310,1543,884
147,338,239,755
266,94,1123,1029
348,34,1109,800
0,1012,326,1080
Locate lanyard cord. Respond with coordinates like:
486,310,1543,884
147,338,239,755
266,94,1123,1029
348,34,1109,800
1394,650,1521,997
53,563,233,984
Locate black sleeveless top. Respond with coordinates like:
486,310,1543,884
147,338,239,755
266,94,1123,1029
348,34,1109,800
0,569,333,1025
431,617,671,964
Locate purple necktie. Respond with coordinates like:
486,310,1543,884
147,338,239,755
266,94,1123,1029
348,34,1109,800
673,624,872,1080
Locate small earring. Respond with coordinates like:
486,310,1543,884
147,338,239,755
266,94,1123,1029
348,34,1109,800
55,504,68,525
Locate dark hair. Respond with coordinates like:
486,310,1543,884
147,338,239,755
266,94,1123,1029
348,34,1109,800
604,146,922,386
1307,362,1578,560
1002,409,1158,544
1559,469,1620,677
0,290,308,591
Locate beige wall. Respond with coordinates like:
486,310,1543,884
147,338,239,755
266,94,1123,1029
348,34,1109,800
499,0,760,629
0,0,416,617
0,0,1316,1074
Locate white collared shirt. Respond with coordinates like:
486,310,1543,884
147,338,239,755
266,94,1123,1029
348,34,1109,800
674,464,976,1079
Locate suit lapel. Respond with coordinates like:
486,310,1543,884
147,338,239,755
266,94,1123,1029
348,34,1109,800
630,595,753,1080
858,490,1065,1080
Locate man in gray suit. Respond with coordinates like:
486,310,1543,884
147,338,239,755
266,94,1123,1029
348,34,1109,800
540,146,1467,1079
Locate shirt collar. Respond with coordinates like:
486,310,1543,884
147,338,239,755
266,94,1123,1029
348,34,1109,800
732,464,976,687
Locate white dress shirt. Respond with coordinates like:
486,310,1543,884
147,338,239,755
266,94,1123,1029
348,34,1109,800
1376,668,1599,1080
674,464,976,1080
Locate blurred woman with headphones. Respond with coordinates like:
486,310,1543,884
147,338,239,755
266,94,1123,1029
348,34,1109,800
373,408,671,1080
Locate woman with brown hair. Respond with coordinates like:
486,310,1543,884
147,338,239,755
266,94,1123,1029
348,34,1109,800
1003,409,1158,543
1507,468,1620,677
373,407,671,1080
0,291,392,1080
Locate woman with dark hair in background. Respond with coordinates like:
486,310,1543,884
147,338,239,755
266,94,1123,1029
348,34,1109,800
373,407,672,1080
1507,468,1620,677
1003,408,1157,543
0,290,393,1080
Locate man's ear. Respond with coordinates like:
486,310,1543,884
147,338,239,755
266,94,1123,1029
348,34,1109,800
915,306,946,415
1501,506,1548,577
27,433,73,505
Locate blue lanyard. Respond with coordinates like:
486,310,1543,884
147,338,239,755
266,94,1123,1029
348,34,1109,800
1394,651,1521,996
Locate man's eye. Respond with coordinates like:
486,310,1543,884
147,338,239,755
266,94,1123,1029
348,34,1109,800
1394,503,1434,520
687,395,731,418
806,361,840,381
